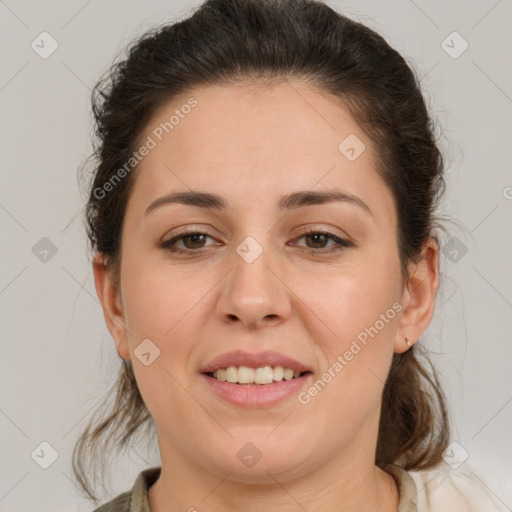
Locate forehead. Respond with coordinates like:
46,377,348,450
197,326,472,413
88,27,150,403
127,80,394,221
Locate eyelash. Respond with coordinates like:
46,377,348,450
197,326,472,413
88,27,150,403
159,226,353,256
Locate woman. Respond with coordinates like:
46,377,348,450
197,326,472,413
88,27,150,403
74,0,508,510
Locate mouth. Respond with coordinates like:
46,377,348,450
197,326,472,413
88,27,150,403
200,366,314,408
203,366,312,385
199,350,314,407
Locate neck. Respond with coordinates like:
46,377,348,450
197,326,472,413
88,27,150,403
148,449,399,512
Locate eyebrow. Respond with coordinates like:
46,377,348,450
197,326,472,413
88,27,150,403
144,189,373,218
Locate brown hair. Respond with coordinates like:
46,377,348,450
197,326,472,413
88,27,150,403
75,0,453,504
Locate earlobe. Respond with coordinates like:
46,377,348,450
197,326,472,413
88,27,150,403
394,237,439,354
92,252,130,360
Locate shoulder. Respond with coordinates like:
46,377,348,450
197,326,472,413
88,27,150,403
407,463,510,512
90,491,130,512
90,466,161,512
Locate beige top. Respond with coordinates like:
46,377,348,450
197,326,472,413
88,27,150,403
92,463,509,511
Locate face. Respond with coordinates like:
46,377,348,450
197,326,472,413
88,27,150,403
94,80,436,482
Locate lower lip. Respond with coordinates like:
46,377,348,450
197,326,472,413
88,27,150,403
201,373,313,408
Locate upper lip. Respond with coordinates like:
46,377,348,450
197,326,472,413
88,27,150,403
200,350,312,373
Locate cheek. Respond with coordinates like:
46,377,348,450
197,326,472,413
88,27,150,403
292,257,399,398
130,355,201,445
293,271,398,439
121,265,203,427
121,256,197,341
119,263,202,420
296,259,399,343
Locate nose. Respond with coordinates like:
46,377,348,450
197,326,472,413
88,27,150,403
215,239,292,330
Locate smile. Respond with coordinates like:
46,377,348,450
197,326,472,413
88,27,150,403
209,365,308,385
201,369,313,408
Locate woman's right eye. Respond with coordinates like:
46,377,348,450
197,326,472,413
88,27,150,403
159,229,217,254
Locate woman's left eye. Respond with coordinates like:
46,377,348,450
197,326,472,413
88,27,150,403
159,227,353,255
292,228,353,254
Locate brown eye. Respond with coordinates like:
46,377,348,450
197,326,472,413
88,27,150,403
180,233,208,249
303,232,330,249
292,227,353,254
160,230,216,253
159,227,353,256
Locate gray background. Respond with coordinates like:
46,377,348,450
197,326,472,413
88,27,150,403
1,0,511,510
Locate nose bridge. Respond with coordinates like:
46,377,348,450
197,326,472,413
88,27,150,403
216,229,291,327
231,231,279,301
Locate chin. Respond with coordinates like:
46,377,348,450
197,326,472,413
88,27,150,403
202,433,315,482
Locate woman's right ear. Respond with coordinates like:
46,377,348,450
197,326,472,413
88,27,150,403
92,252,130,360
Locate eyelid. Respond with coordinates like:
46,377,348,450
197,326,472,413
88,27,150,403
162,225,220,242
293,224,348,240
160,224,348,243
290,226,353,251
159,224,354,255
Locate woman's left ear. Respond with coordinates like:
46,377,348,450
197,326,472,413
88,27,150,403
394,236,439,354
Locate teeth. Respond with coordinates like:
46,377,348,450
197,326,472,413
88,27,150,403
238,366,255,384
212,365,306,385
254,366,273,384
273,366,284,381
226,366,238,383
